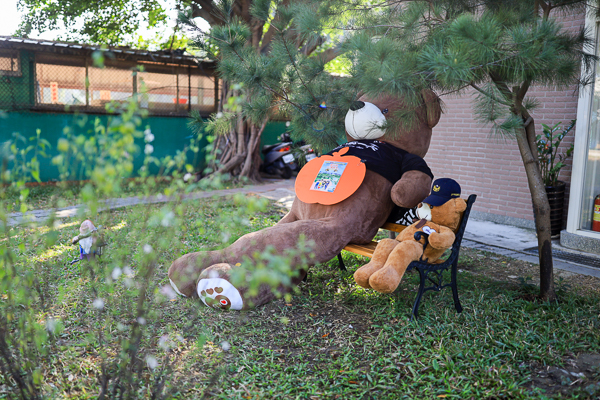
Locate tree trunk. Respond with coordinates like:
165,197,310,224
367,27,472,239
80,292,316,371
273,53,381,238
515,121,557,301
209,84,266,181
240,119,268,179
194,0,338,181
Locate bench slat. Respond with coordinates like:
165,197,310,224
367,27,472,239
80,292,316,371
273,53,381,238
342,224,408,258
343,242,378,258
380,222,408,233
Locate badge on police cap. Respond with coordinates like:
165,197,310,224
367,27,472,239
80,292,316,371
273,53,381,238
422,178,461,206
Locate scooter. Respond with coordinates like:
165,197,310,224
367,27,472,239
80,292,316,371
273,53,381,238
261,133,315,179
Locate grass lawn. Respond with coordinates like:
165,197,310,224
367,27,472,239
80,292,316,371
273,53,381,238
1,177,247,212
3,196,600,399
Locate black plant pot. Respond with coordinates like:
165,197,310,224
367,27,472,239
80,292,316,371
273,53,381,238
545,181,566,237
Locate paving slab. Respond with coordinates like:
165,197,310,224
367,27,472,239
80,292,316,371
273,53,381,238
464,219,539,251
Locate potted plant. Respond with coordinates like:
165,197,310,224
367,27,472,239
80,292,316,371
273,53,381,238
536,120,576,236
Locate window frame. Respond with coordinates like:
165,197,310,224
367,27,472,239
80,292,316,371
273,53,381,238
567,14,600,238
0,49,22,77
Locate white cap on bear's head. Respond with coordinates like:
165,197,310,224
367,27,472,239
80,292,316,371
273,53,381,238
345,101,387,140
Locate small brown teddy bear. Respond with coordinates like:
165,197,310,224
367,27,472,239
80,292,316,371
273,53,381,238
354,178,466,293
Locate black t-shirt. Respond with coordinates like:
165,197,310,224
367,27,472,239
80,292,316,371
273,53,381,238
328,139,433,184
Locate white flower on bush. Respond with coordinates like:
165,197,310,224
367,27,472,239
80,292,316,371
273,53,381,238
144,144,154,155
159,335,171,350
144,128,155,143
93,298,105,310
183,173,192,182
220,231,231,243
216,112,223,119
111,267,122,280
146,355,158,370
161,211,175,227
160,284,177,300
46,317,58,333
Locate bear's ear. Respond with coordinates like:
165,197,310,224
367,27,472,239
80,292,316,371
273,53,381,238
421,89,442,128
453,198,467,213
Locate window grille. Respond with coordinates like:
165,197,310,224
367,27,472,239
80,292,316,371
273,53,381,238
32,53,216,115
89,65,135,108
0,49,21,77
36,63,86,106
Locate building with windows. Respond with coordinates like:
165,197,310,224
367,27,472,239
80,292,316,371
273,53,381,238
0,36,218,115
0,36,218,181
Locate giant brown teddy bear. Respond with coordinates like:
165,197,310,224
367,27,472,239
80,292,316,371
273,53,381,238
168,91,442,310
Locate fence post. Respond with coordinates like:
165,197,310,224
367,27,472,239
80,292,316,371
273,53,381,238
85,56,89,108
175,71,180,113
132,68,137,104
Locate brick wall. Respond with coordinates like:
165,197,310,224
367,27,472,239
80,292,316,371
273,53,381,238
425,10,586,226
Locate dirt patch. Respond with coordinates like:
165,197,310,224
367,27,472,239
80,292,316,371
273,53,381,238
526,353,600,398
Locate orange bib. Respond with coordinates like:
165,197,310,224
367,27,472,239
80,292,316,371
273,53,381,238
295,147,366,205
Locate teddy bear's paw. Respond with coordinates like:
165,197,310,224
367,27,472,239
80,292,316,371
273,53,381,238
368,265,404,294
197,277,244,311
353,264,376,288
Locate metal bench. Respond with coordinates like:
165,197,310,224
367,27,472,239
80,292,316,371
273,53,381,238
338,194,477,319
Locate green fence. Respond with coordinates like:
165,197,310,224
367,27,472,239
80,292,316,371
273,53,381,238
0,111,287,182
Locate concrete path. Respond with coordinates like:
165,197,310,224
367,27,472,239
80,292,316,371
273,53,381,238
7,178,600,278
462,220,600,279
5,179,296,227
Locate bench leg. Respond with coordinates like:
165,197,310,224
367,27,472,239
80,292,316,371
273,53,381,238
451,260,463,314
337,253,347,272
410,268,427,320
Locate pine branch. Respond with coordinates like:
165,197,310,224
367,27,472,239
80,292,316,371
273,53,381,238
190,0,220,26
278,31,319,104
259,0,291,54
469,82,512,107
489,72,514,103
222,40,309,118
515,80,531,104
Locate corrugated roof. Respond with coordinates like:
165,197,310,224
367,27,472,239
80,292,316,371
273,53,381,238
0,35,213,66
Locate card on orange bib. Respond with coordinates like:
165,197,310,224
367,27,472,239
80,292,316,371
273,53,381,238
295,147,366,205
